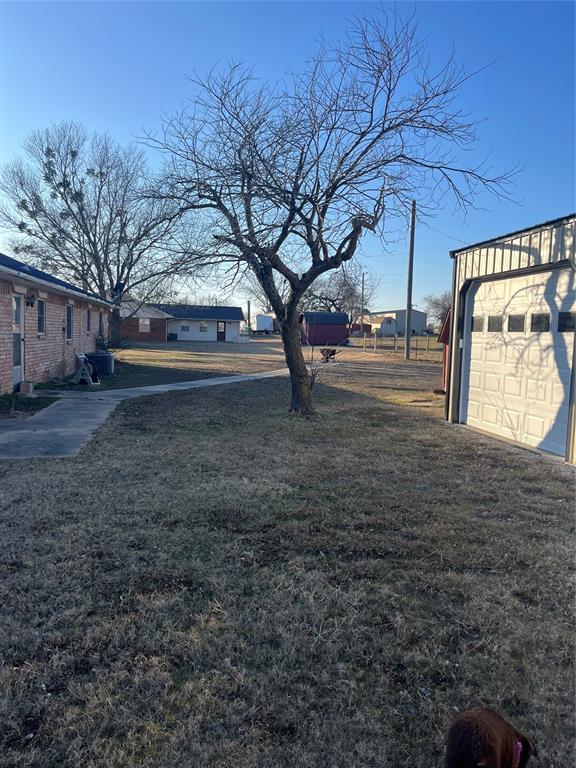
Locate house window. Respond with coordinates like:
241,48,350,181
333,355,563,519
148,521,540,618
37,299,46,334
487,315,503,332
98,312,104,335
558,312,576,332
530,313,550,333
507,314,525,333
199,321,208,332
87,308,92,333
139,318,151,333
12,295,21,325
181,324,190,332
66,305,73,339
471,316,484,333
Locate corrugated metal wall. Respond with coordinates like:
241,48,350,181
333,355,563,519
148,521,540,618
454,216,575,290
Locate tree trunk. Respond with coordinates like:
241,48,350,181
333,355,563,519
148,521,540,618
109,306,121,346
280,316,314,415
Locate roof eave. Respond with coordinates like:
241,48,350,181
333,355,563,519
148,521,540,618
450,212,576,258
0,263,111,306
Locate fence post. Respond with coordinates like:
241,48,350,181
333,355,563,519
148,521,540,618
363,333,367,351
427,335,430,353
394,335,398,353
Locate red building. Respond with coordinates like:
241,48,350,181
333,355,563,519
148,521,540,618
299,312,349,346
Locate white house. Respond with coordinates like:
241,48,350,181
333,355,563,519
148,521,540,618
365,308,428,337
151,304,245,342
446,213,575,464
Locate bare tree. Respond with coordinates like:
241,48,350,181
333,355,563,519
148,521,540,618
305,263,379,328
148,10,512,413
424,289,452,327
240,270,291,314
0,121,195,339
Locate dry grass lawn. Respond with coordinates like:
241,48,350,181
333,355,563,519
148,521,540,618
0,358,574,768
109,338,288,388
41,336,442,390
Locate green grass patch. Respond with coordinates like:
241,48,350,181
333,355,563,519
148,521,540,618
0,394,57,417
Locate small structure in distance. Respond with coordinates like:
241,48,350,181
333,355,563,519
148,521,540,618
365,308,428,337
300,312,349,346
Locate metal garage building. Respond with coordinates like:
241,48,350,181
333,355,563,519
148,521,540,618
446,213,575,463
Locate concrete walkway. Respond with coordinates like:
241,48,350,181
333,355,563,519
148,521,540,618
0,368,289,460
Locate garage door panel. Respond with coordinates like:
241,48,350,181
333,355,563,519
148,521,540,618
484,373,500,392
471,344,483,361
503,376,523,397
485,345,503,362
480,403,500,426
526,379,547,402
525,414,546,441
470,371,482,389
461,269,573,457
551,381,569,406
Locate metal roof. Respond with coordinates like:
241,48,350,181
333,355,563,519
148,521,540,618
301,312,349,325
0,252,109,305
151,304,245,321
120,301,173,319
450,213,576,257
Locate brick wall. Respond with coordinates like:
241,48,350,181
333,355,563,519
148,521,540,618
0,278,109,394
0,280,11,394
120,316,167,343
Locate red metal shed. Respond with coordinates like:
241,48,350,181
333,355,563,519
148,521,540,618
299,312,349,346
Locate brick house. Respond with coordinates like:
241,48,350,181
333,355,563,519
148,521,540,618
119,301,173,343
0,252,110,394
119,303,245,342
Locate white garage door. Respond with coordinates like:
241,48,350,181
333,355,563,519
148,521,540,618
460,267,575,456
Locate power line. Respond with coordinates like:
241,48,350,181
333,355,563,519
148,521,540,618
421,221,469,245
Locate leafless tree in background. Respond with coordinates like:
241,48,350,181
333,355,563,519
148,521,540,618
148,10,512,413
305,263,379,327
424,289,453,327
0,121,195,339
240,270,291,314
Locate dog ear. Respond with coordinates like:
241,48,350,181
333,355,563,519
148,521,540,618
518,733,536,767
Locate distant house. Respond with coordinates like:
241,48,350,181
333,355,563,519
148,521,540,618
119,302,173,342
119,303,245,343
365,308,427,337
300,312,349,346
0,252,109,394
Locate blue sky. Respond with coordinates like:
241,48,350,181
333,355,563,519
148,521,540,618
0,1,574,311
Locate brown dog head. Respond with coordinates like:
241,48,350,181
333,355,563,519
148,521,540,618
445,708,535,768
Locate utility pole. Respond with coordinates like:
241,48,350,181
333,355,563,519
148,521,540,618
405,200,416,360
360,272,365,336
247,300,251,332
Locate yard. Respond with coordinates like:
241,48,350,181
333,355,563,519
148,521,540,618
0,351,573,767
35,336,443,391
